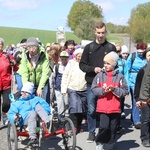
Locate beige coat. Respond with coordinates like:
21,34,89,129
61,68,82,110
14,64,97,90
61,59,87,93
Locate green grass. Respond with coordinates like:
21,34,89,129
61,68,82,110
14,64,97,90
0,26,81,47
107,33,124,45
0,26,123,47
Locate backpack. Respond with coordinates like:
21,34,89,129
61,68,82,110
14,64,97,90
89,42,114,56
3,52,11,63
129,52,136,72
54,63,59,81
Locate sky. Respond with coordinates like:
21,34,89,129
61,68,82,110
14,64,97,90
0,0,149,32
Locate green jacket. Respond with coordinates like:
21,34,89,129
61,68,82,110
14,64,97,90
139,62,150,101
20,46,50,90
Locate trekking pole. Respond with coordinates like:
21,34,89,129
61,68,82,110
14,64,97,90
11,64,14,94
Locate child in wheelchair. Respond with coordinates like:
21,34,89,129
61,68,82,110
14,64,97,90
8,82,51,146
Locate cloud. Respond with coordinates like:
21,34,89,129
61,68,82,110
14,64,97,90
97,1,115,12
113,0,128,2
1,0,49,10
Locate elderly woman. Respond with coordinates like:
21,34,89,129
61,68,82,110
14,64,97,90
0,38,18,125
61,48,87,133
20,37,50,104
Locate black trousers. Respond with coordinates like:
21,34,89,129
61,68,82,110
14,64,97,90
0,88,11,119
70,113,83,128
141,105,150,143
96,113,120,150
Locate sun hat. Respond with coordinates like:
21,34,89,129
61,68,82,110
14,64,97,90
104,51,119,67
60,51,69,57
21,82,34,94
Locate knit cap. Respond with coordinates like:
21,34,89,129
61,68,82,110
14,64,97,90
21,82,34,94
74,48,83,56
26,37,39,47
121,45,129,54
104,51,119,67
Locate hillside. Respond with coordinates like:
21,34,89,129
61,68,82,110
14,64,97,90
0,26,123,47
0,26,81,47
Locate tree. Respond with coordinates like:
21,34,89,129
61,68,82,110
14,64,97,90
67,0,103,39
106,22,115,33
128,2,150,43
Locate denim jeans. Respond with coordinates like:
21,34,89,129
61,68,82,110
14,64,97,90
140,104,150,142
87,84,97,134
130,86,141,125
15,73,23,91
42,81,50,105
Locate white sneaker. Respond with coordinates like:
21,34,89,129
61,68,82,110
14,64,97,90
2,113,8,125
96,142,103,150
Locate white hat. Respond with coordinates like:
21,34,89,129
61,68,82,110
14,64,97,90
21,82,34,94
104,52,119,67
121,45,129,54
74,48,83,56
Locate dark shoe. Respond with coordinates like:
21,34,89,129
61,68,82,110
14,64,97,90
46,121,50,129
142,141,150,147
121,112,126,119
86,133,95,143
134,123,141,129
28,138,38,146
116,126,125,134
76,126,84,133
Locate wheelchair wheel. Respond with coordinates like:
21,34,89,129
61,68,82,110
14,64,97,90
62,117,76,150
7,122,18,150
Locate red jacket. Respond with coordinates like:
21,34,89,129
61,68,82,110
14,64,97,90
91,70,128,114
0,52,18,90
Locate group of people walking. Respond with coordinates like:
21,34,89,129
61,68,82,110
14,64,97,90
0,20,150,150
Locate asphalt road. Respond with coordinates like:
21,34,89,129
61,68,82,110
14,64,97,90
0,94,145,150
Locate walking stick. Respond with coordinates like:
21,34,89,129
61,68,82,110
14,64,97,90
11,65,14,93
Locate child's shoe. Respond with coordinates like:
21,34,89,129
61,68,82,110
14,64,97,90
2,113,8,125
96,142,103,150
28,138,38,146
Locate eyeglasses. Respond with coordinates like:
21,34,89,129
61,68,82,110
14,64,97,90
21,91,30,95
28,46,38,50
122,53,128,55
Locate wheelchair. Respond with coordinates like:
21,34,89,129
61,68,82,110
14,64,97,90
7,103,76,150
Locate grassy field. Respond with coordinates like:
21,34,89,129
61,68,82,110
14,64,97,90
0,26,123,47
107,33,124,45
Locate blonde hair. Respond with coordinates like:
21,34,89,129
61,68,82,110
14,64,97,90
47,43,62,64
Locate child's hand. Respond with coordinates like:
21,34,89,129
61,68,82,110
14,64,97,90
104,86,110,93
14,115,18,120
108,85,114,92
104,85,114,93
14,114,21,120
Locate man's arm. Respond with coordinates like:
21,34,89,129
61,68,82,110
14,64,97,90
139,62,150,101
79,44,95,73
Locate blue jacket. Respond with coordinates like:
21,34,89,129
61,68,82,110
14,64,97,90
8,94,50,126
125,52,146,88
118,57,126,75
